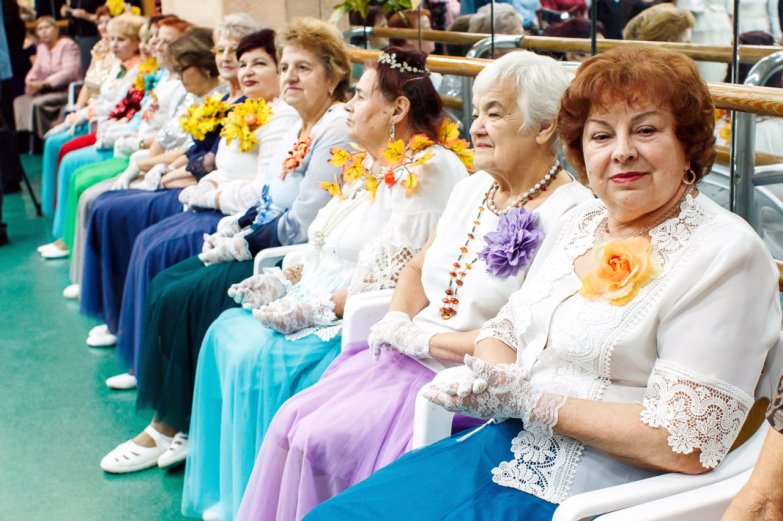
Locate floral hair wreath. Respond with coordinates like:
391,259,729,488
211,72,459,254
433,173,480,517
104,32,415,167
378,52,430,75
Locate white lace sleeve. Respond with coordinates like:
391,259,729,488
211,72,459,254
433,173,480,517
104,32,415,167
347,146,468,295
640,359,752,468
475,302,519,352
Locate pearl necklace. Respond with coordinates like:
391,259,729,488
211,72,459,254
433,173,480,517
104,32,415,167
486,161,561,216
439,161,561,320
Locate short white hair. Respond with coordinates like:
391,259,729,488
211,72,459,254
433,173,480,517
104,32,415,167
213,13,261,42
473,50,572,150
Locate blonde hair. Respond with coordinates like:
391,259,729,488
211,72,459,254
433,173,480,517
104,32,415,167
275,17,351,101
623,4,694,42
107,14,147,42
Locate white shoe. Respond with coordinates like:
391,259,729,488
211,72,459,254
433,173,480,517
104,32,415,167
87,328,117,347
89,324,110,337
202,503,221,521
106,372,137,390
37,241,57,253
100,425,172,474
157,432,188,469
40,243,69,259
63,283,80,300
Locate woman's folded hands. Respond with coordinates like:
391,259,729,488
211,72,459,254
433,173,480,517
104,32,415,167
227,269,292,309
422,355,563,426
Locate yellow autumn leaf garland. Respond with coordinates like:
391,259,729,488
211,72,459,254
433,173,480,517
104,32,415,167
179,95,230,142
220,98,273,152
322,143,368,199
323,118,474,199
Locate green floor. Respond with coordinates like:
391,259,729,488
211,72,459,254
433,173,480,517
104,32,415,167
0,156,186,520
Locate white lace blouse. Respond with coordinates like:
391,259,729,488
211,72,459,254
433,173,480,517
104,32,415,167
412,172,594,373
477,193,782,503
276,145,468,341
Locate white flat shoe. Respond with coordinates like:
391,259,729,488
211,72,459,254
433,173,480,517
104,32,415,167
202,503,221,521
37,241,57,253
106,372,137,390
89,324,110,337
87,330,117,347
158,432,188,469
40,244,69,259
63,283,80,300
100,425,172,474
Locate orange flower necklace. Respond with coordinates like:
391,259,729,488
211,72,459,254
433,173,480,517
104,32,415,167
281,135,313,180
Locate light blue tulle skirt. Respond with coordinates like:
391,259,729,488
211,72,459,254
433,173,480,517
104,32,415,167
182,307,342,521
52,145,112,237
305,419,558,521
41,126,88,217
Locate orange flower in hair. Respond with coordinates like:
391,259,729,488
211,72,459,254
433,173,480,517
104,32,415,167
579,236,660,306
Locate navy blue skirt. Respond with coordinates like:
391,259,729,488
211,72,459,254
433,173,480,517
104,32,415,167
114,209,223,371
305,420,558,521
80,189,183,332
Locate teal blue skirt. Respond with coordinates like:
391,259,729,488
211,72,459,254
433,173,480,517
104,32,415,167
305,420,558,521
182,307,342,520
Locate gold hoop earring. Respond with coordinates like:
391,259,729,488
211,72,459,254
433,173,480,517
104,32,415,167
683,168,697,186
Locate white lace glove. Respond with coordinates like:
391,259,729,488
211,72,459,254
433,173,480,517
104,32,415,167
113,135,140,157
137,163,169,191
227,268,292,309
367,311,433,360
214,214,241,238
422,355,565,427
252,297,337,334
198,231,252,266
179,182,218,210
111,162,141,190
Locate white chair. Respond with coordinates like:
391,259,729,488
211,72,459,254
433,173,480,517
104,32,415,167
411,331,783,521
252,244,310,274
340,289,393,350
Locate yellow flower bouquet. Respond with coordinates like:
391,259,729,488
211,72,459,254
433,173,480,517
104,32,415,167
179,95,230,142
220,98,273,153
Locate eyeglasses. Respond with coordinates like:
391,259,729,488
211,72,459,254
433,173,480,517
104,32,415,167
212,46,238,56
172,64,195,75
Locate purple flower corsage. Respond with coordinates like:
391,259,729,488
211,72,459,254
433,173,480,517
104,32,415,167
478,207,543,278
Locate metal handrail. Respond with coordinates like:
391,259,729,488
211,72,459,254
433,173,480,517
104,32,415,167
345,26,782,64
733,50,783,228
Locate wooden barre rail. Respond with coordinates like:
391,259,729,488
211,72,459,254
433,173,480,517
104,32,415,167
715,145,783,166
348,48,783,118
363,27,781,64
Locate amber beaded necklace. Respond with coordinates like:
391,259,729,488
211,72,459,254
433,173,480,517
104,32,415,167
439,162,560,320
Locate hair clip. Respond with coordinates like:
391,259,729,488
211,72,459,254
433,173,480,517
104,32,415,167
378,52,429,75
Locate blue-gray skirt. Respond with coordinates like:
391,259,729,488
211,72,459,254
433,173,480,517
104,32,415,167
305,419,557,520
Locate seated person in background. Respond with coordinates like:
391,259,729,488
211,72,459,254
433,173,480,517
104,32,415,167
623,2,695,42
306,45,781,521
13,16,81,138
543,18,604,62
387,9,436,55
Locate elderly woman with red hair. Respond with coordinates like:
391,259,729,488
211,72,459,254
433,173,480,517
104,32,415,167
305,45,782,521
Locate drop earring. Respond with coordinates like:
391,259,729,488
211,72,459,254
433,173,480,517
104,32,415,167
388,121,395,141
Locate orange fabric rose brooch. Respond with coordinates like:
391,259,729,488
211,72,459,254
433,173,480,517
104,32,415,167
579,236,660,306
